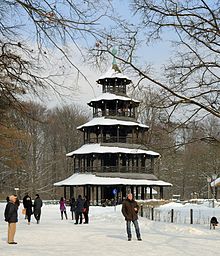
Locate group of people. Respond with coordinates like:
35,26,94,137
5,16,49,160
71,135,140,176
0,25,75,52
59,192,142,241
4,193,43,245
4,191,141,245
59,195,90,224
23,193,43,225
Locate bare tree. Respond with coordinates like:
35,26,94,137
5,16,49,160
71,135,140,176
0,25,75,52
92,0,220,121
0,0,113,169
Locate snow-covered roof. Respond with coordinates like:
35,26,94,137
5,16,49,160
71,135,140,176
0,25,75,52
88,93,140,104
54,173,172,187
77,117,149,130
97,66,131,81
66,143,159,157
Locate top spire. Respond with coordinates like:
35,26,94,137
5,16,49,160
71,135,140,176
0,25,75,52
111,48,121,73
112,48,117,65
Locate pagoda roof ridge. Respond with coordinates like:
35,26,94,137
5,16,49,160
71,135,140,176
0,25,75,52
54,173,172,187
77,116,149,130
66,143,160,157
88,92,140,104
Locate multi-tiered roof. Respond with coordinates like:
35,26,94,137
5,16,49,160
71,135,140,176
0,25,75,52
54,59,172,202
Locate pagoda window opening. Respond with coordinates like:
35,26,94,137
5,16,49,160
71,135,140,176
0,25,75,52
100,127,103,143
73,157,76,171
102,84,105,93
103,131,106,143
77,157,81,172
86,155,91,172
150,158,154,173
127,157,132,172
82,157,85,171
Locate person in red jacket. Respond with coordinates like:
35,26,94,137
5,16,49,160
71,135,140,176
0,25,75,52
121,193,142,241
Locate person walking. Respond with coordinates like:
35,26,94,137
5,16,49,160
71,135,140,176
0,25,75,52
69,197,76,220
59,197,68,220
83,196,90,224
121,193,142,241
33,194,42,224
4,195,19,244
23,193,33,225
74,195,85,225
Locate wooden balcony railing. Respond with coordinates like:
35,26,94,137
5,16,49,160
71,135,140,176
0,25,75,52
74,166,153,174
84,136,145,145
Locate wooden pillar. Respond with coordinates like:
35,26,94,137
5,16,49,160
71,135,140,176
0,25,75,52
118,154,121,172
132,156,134,172
131,186,134,195
64,186,67,199
141,186,145,200
132,128,134,143
138,156,141,172
160,187,164,199
70,186,73,198
150,187,153,199
73,157,76,171
83,130,85,143
86,131,89,143
91,186,94,205
83,186,86,197
83,157,86,172
101,127,103,143
150,158,154,173
117,126,120,142
136,186,139,200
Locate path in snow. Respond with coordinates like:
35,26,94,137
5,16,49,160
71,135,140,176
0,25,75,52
1,203,220,256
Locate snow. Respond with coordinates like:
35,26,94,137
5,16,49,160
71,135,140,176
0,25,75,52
66,143,159,157
1,202,220,256
97,66,130,81
88,92,140,104
54,173,172,186
77,117,149,129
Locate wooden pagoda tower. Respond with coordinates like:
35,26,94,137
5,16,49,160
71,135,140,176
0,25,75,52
54,56,172,204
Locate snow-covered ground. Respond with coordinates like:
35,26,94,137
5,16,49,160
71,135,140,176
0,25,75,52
1,202,220,256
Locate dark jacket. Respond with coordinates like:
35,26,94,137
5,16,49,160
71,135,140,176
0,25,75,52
83,199,90,213
4,202,18,223
34,197,42,214
23,196,33,215
75,197,85,213
70,198,76,212
121,199,139,221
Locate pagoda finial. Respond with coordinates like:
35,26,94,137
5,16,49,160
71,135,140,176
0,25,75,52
112,48,117,65
111,48,121,73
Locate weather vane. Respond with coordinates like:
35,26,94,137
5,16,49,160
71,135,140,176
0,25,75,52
112,48,117,65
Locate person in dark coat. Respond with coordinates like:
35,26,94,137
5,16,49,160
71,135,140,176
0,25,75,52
69,197,76,220
33,194,43,224
23,193,33,224
74,195,85,224
121,193,142,241
4,195,19,244
83,196,90,224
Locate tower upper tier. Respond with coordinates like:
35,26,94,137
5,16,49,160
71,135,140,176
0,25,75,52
97,64,131,95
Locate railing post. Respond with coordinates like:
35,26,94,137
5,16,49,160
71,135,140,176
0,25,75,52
190,209,193,224
171,209,174,223
140,204,143,217
151,207,154,221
